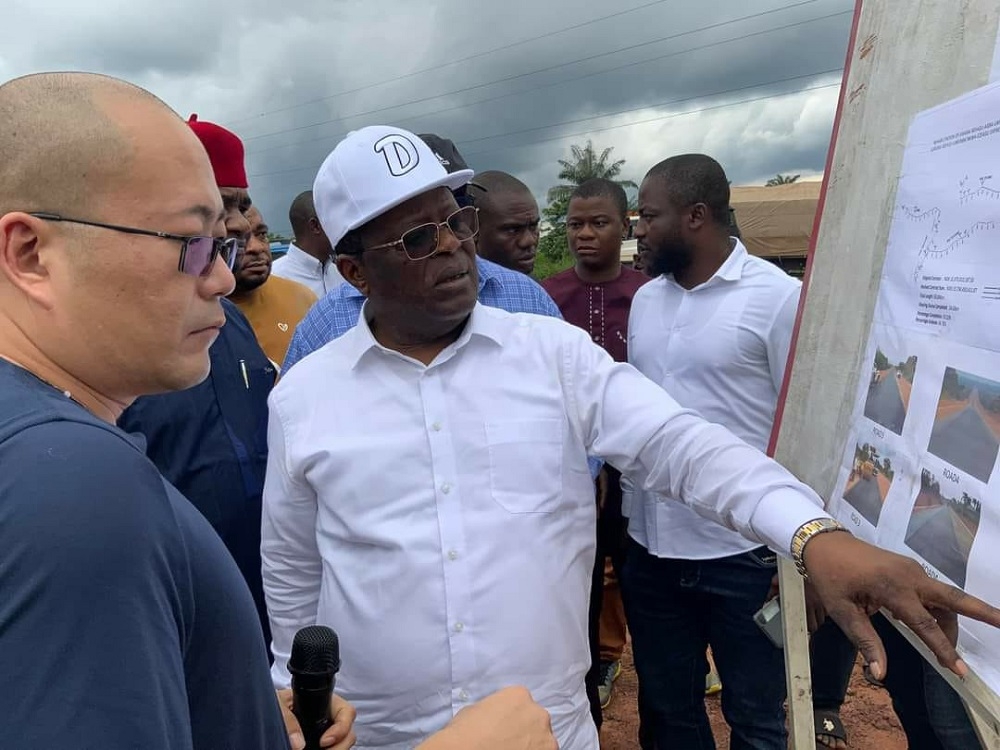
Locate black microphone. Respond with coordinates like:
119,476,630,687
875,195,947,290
288,625,341,750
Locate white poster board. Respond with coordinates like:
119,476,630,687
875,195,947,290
768,0,1000,746
827,82,1000,693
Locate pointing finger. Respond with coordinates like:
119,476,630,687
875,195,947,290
921,579,1000,629
888,600,966,677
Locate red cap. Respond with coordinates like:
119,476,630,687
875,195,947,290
187,114,248,189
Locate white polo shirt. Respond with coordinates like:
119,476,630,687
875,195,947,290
626,240,802,559
262,302,823,749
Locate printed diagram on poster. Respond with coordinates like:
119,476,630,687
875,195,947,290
830,81,1000,692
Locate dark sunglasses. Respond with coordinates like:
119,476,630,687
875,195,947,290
365,205,479,261
28,212,240,277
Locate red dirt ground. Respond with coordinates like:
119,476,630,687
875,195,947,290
599,644,906,749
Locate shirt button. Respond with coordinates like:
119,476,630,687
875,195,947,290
432,421,442,431
454,622,465,632
458,690,469,702
441,483,452,494
448,549,459,561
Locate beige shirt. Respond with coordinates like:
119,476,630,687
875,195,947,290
231,276,317,368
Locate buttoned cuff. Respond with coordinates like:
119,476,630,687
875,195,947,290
749,487,832,558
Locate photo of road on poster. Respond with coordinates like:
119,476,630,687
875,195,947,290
863,348,918,434
843,440,897,526
904,467,983,587
927,367,1000,483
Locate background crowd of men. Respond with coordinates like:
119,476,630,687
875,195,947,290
1,71,998,750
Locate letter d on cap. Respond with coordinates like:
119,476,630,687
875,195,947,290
374,134,420,177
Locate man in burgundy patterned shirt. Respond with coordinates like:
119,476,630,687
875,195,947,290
541,178,650,739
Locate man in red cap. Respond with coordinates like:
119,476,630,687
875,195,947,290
119,115,275,650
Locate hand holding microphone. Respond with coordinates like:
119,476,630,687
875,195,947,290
277,628,554,750
278,625,356,750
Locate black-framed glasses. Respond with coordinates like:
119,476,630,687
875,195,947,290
28,212,240,277
365,206,479,261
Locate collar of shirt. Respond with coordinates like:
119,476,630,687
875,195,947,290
284,242,329,274
667,238,748,291
338,255,506,302
340,301,506,371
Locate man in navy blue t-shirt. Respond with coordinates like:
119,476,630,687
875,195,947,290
0,71,560,750
0,360,288,748
0,72,352,749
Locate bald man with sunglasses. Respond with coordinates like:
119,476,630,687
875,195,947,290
0,71,297,750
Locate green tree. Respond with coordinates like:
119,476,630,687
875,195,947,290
546,140,637,204
897,355,918,382
533,195,572,281
940,367,968,401
873,348,890,371
766,173,800,187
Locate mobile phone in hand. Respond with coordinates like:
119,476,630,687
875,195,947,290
754,598,784,648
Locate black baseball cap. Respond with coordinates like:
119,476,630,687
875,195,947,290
417,133,484,192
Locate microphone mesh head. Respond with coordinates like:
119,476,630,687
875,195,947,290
289,625,340,675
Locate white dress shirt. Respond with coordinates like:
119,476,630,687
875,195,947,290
270,242,345,298
626,240,802,559
263,302,825,750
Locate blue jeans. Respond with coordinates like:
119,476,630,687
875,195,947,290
808,611,978,749
621,540,786,750
872,614,981,750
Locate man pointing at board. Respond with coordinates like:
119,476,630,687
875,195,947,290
261,124,1000,750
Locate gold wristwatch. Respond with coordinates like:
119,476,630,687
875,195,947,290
791,518,848,579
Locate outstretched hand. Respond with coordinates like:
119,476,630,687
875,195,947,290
802,531,1000,681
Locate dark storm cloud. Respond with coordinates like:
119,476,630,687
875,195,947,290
2,0,853,234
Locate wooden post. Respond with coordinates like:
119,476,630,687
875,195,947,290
778,559,815,750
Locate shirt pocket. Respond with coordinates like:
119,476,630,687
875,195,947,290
485,418,563,514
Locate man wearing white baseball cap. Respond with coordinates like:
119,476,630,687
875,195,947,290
261,125,1000,750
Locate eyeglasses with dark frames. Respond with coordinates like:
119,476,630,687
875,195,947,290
28,211,240,277
364,205,479,261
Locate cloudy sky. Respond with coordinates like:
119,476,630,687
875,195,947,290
4,0,853,235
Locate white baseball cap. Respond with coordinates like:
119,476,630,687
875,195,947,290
313,125,475,248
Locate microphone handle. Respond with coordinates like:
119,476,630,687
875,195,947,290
292,678,335,750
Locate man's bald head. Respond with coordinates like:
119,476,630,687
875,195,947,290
469,171,533,209
469,171,540,274
289,191,317,237
288,190,333,261
0,72,176,217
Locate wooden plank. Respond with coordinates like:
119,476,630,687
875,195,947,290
778,558,815,750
